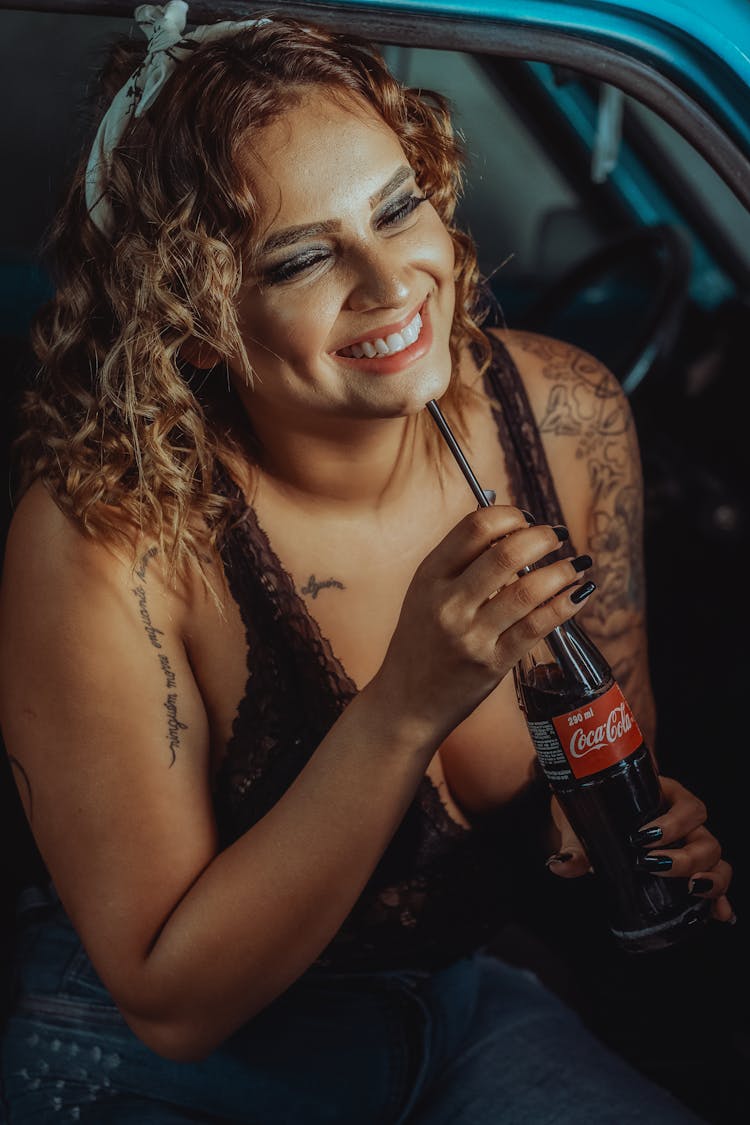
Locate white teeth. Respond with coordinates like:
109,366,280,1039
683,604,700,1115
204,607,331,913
338,309,423,359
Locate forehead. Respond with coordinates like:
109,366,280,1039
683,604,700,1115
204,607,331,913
237,89,408,229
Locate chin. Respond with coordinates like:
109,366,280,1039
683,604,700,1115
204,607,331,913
405,365,453,412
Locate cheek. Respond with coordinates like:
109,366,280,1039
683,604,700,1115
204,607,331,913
420,215,456,290
238,290,338,369
441,224,456,274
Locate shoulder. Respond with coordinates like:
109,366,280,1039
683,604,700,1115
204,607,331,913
486,328,641,533
487,327,637,464
1,480,194,642
488,327,629,427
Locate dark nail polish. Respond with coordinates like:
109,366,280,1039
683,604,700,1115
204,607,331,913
629,826,663,847
521,510,536,524
552,525,569,541
545,851,573,867
572,554,593,573
636,854,673,871
570,581,596,605
483,489,496,505
690,878,714,895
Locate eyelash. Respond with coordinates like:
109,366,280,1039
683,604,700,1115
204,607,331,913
377,191,429,229
262,192,430,285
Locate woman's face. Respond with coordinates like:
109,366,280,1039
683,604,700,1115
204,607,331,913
229,88,456,432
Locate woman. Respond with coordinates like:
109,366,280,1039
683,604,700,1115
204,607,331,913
0,4,732,1122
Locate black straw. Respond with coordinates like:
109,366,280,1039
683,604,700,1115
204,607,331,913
426,399,491,507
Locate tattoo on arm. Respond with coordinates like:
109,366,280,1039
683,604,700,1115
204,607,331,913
301,574,346,599
511,334,655,739
131,549,188,767
9,755,34,823
513,335,645,622
135,546,159,581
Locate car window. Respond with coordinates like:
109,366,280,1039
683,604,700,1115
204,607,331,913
627,96,750,278
382,47,606,291
382,46,745,312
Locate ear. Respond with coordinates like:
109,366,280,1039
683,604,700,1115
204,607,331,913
180,337,221,370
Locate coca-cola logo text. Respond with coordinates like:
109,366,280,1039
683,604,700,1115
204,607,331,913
569,703,633,758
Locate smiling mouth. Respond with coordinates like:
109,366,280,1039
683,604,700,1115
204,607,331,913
335,309,423,360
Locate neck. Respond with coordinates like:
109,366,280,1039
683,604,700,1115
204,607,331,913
237,405,436,514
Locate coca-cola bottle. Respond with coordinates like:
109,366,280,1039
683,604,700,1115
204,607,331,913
514,618,710,953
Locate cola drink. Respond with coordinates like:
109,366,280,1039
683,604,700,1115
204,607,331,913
514,619,710,953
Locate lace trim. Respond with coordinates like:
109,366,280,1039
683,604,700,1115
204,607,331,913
210,335,558,969
483,333,577,558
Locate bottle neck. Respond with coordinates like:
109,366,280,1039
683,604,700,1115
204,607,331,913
546,620,611,694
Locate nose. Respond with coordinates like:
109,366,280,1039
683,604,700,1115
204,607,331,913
345,243,413,313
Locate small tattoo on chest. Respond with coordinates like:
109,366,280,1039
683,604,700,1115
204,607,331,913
300,574,346,599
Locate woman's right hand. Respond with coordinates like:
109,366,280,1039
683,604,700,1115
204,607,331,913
372,505,593,743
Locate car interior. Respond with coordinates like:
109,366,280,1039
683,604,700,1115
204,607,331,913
1,9,748,1122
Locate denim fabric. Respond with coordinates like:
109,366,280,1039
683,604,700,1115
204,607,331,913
1,885,705,1124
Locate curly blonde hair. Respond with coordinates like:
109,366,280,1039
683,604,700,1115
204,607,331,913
16,16,492,588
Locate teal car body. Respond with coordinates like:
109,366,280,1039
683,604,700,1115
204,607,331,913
274,0,750,200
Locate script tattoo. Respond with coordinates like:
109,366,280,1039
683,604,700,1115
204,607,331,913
131,548,187,766
301,574,346,599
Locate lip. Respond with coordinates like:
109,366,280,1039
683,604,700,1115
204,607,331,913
332,300,426,353
330,299,433,376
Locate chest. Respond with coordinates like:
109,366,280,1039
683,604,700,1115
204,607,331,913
185,431,540,824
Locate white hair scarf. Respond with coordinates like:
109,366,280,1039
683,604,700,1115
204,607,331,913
85,1,267,236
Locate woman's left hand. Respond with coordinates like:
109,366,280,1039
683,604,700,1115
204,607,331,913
546,776,735,923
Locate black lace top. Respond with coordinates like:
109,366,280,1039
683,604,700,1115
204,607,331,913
212,334,574,972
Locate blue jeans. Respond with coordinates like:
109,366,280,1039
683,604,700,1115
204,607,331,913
1,885,705,1123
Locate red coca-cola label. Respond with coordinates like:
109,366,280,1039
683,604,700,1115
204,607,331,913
551,683,643,779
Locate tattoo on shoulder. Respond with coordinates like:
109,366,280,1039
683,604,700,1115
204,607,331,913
514,337,629,458
512,334,644,624
301,574,345,599
135,546,159,581
129,548,187,767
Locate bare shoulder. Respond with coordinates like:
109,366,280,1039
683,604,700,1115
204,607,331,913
490,327,630,434
2,479,198,642
488,327,640,508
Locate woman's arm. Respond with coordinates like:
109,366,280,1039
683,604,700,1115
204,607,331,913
501,331,732,917
1,480,592,1060
499,329,656,744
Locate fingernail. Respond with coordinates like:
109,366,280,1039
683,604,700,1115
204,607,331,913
629,826,663,847
552,525,569,541
572,554,593,573
546,851,573,867
570,581,596,605
729,913,738,926
636,854,673,871
521,510,536,524
482,489,496,505
689,878,714,895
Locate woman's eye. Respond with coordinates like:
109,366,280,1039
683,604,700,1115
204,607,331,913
262,251,329,285
378,193,428,229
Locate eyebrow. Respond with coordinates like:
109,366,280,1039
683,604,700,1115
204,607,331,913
257,164,415,255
